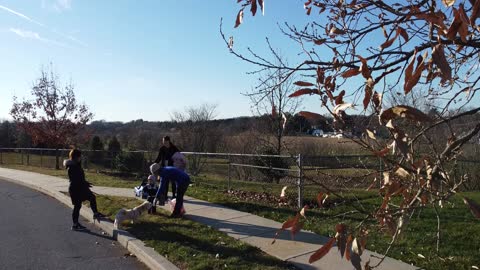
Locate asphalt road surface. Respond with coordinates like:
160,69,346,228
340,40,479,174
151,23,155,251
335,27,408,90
0,179,147,270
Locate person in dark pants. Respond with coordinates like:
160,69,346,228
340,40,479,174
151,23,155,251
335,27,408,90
64,149,105,230
154,136,180,198
151,165,190,218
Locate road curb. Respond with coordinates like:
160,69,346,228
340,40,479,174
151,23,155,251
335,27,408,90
0,175,179,270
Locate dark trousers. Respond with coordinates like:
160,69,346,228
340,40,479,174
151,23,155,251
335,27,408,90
147,196,156,214
172,183,188,216
163,178,177,199
72,192,98,224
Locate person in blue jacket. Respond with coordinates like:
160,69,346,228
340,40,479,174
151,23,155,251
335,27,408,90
150,164,190,218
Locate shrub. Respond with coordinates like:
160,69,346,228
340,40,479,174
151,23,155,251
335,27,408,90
115,151,146,174
253,146,289,183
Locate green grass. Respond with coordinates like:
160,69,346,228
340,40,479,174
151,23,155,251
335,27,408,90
188,181,480,270
3,163,480,269
95,195,297,270
0,164,138,188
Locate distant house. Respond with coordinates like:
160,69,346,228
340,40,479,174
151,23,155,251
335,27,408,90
311,129,324,137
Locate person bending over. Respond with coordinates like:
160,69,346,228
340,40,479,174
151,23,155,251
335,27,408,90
151,164,190,218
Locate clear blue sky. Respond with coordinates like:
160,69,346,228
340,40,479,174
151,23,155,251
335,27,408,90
0,0,321,122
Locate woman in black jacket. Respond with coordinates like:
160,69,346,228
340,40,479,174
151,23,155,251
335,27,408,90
64,149,104,230
154,136,179,198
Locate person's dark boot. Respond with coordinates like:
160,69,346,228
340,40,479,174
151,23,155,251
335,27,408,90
71,223,87,231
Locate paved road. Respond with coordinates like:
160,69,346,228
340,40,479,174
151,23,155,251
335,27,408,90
0,179,147,270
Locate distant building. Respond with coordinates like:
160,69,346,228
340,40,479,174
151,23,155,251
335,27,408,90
311,129,324,137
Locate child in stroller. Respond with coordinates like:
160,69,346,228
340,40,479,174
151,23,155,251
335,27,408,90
134,175,158,214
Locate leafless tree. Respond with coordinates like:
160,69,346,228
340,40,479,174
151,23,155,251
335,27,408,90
171,103,219,175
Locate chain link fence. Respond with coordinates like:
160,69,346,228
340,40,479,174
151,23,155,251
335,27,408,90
1,147,479,207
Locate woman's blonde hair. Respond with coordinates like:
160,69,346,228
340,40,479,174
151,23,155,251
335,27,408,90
69,149,82,160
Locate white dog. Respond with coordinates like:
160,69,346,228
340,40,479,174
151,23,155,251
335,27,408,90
114,201,152,229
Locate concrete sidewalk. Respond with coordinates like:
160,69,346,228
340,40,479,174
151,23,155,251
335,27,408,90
0,167,417,270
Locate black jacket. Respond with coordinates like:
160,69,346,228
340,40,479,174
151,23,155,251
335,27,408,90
64,159,93,205
154,145,180,167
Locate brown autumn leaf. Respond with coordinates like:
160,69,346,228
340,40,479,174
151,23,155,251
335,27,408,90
351,237,360,255
294,81,315,87
280,186,288,199
316,66,325,84
345,234,353,261
431,44,452,83
463,197,480,219
250,0,257,16
341,68,361,78
291,221,304,238
442,0,455,7
272,214,300,244
471,0,480,25
333,103,354,115
414,12,447,28
380,33,398,50
258,0,265,15
446,7,462,41
335,90,346,105
234,9,244,28
322,193,329,206
357,55,371,79
380,105,432,123
300,205,308,218
329,26,346,35
363,77,374,110
373,147,389,157
316,192,325,208
336,223,347,234
299,111,326,121
313,39,326,45
306,6,312,15
404,49,417,93
366,129,376,140
397,27,409,42
395,167,411,178
308,237,336,263
458,4,469,43
289,88,319,97
404,51,426,94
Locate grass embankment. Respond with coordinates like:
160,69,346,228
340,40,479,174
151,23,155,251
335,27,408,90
2,164,480,269
96,195,297,270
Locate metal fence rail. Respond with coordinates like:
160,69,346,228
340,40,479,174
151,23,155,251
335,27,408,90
2,148,479,205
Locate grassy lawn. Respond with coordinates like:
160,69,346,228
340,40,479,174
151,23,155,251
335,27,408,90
187,181,480,270
0,164,138,188
2,163,480,269
95,195,297,270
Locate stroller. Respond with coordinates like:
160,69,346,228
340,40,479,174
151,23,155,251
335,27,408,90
134,179,148,199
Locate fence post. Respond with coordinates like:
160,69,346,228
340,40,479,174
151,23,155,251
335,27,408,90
297,153,304,208
227,154,231,190
21,150,24,165
0,149,3,164
40,150,43,167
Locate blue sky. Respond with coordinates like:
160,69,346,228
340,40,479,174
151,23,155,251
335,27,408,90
0,0,320,122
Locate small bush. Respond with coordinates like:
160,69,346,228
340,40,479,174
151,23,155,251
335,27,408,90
253,146,289,184
115,151,146,174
